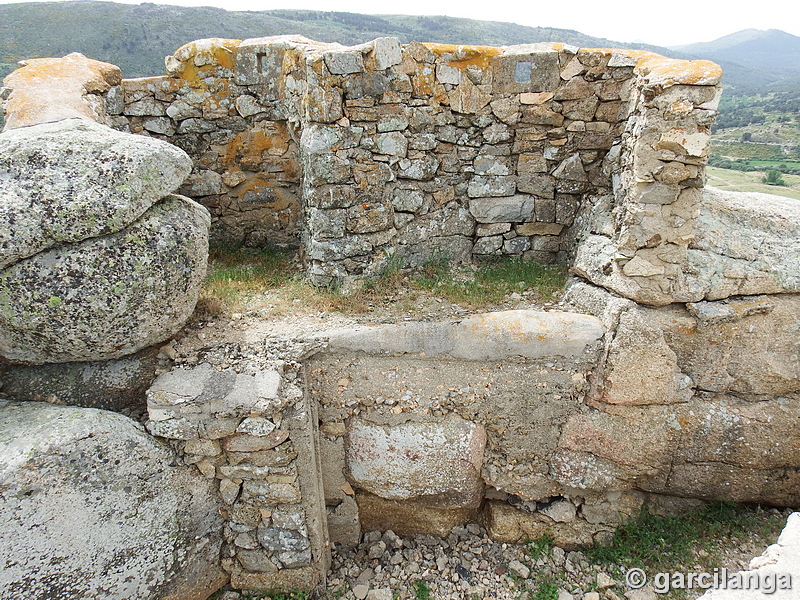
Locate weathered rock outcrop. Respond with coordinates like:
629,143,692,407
0,119,209,364
0,401,227,600
0,118,193,268
574,186,800,305
1,53,121,131
0,193,209,364
563,281,800,506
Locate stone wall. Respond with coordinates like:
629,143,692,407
75,36,723,287
145,359,330,590
305,303,800,549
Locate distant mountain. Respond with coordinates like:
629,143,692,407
0,1,669,80
672,29,800,92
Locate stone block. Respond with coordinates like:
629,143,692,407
503,236,531,254
492,48,561,94
345,416,485,505
324,50,365,75
391,189,425,213
599,308,693,406
375,131,407,157
473,235,503,254
356,491,481,538
324,309,604,361
397,155,439,180
468,175,517,198
516,222,563,236
147,362,282,425
474,155,513,176
469,195,535,223
327,495,361,547
484,501,606,548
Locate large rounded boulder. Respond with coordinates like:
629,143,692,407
0,401,226,600
0,119,210,364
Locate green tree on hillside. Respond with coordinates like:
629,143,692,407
762,169,787,186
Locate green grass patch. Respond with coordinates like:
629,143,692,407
197,243,296,316
744,159,800,168
526,533,555,562
530,576,560,600
413,256,567,307
706,166,800,200
583,502,785,577
413,579,432,600
199,245,569,318
710,141,790,161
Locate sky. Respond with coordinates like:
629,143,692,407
1,0,799,48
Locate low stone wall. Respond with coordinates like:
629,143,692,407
306,305,800,550
145,360,330,591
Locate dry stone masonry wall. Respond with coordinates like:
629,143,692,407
58,35,722,288
145,360,330,590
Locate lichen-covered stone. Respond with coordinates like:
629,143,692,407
1,53,121,131
0,401,226,600
0,195,210,364
0,119,192,269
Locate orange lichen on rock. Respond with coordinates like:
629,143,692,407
422,43,504,70
581,48,721,88
213,122,293,171
635,54,722,87
167,38,241,84
1,53,121,131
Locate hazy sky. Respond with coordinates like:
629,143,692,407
2,0,799,47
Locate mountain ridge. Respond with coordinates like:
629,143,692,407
0,3,798,94
0,1,673,79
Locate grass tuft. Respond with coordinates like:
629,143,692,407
413,579,431,600
583,501,785,576
413,256,567,307
526,533,555,562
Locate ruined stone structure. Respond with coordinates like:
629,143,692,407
1,37,799,600
4,36,727,289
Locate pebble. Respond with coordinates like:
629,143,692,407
508,559,530,579
596,572,616,589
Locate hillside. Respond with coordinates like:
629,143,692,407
0,1,668,79
672,28,800,92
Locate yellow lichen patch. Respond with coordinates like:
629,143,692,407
578,48,722,87
422,43,503,70
121,76,182,97
173,38,241,69
4,53,121,91
636,55,722,87
168,38,241,85
412,63,436,97
234,174,296,210
2,53,121,130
